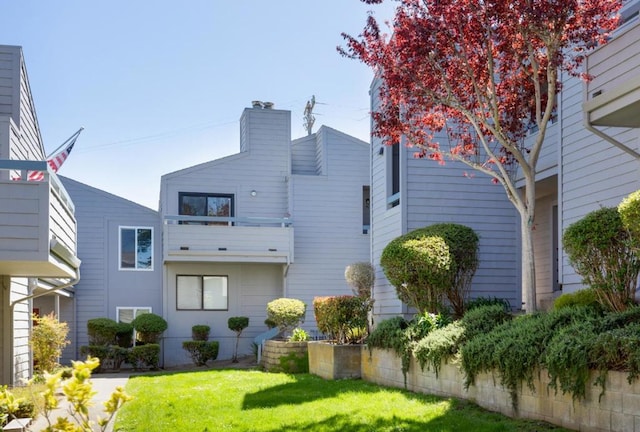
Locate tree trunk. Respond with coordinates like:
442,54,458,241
520,179,537,313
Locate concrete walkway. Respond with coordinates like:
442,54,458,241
27,373,130,432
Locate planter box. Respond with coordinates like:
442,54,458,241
308,341,362,380
261,340,308,373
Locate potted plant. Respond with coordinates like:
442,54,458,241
261,298,309,372
308,295,371,379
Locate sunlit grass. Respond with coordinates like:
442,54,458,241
115,369,569,432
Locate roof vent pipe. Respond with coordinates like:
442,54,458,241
263,101,274,109
252,100,263,108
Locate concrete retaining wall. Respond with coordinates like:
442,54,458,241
361,347,640,432
261,340,307,372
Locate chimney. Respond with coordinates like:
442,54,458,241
263,101,274,109
252,100,263,109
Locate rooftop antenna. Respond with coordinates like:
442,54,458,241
303,95,316,136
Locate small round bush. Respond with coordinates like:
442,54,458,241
115,322,134,348
131,313,168,344
313,295,370,344
345,262,375,298
563,207,640,312
191,325,211,341
228,317,249,333
618,189,640,242
380,223,479,316
266,298,306,334
87,317,119,345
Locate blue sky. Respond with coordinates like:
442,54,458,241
1,1,395,209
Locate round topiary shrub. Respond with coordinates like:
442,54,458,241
313,295,370,344
115,322,134,348
266,298,306,336
87,317,119,345
191,325,211,341
618,189,640,244
345,262,375,298
380,223,479,316
131,313,168,344
563,207,640,312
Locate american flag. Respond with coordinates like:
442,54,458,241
27,129,81,181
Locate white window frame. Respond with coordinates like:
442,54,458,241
116,306,152,346
176,275,229,311
119,226,154,271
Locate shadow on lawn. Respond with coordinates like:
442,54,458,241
242,375,388,409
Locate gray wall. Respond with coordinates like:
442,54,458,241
60,177,162,357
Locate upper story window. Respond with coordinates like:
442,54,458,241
119,227,153,271
387,143,400,208
179,192,234,225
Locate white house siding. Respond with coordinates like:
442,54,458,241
59,177,162,357
0,45,45,161
287,127,370,326
160,108,291,219
291,135,318,175
162,262,283,366
533,180,557,307
9,277,30,384
561,69,640,293
404,151,520,306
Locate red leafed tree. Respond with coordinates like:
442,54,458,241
341,0,621,312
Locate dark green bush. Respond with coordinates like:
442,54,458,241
563,207,640,312
115,322,134,348
592,323,640,385
461,304,513,342
601,305,640,330
460,306,600,410
87,317,119,345
80,345,129,372
191,325,211,341
544,319,601,401
129,344,160,370
228,317,249,362
413,321,464,375
80,345,110,372
182,341,220,366
266,298,306,334
553,288,600,310
466,296,511,312
313,296,370,344
380,223,479,316
131,313,168,344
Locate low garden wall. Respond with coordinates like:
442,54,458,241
361,347,640,432
261,340,308,372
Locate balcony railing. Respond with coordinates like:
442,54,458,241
0,159,79,278
163,215,294,264
583,21,640,128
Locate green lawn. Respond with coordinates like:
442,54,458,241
114,369,569,432
114,369,564,432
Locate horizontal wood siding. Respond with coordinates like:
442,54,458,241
291,135,318,174
370,76,406,319
287,127,370,318
49,178,77,252
405,139,520,305
163,262,283,365
60,177,163,355
10,277,31,383
161,108,291,221
533,189,556,306
561,68,640,292
0,180,46,256
586,21,640,100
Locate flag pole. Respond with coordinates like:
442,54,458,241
45,127,84,159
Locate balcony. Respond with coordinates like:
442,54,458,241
163,215,294,264
0,160,80,278
583,21,640,128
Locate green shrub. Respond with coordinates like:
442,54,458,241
87,317,119,345
80,345,110,372
191,325,211,341
266,298,306,335
131,313,168,344
460,306,600,409
228,317,249,362
289,327,309,342
413,321,465,375
380,223,479,316
544,319,601,401
182,341,220,366
313,296,370,344
129,344,161,370
618,189,640,243
601,305,640,330
563,207,640,312
115,322,134,348
31,313,70,373
592,323,640,386
80,345,129,372
466,296,511,312
345,261,375,298
553,288,600,310
460,304,512,342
